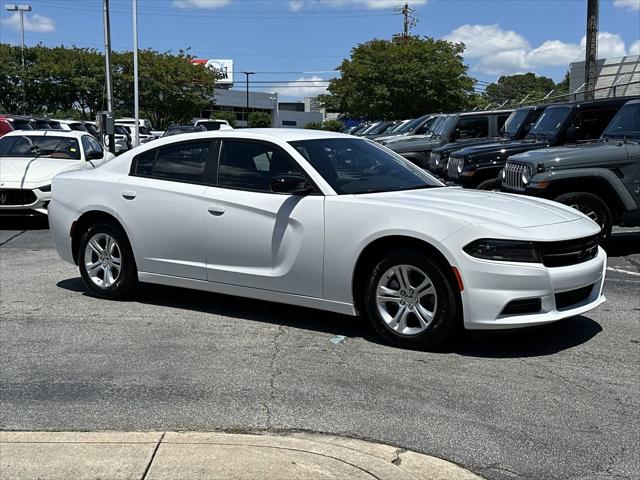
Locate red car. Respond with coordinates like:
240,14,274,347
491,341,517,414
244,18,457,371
0,115,34,137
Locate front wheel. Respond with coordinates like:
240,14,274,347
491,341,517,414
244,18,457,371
77,222,137,299
364,251,459,350
477,178,501,191
554,192,612,241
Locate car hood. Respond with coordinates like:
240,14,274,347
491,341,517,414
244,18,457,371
509,141,625,167
359,187,587,229
452,139,547,160
0,156,83,187
433,137,506,155
388,137,442,153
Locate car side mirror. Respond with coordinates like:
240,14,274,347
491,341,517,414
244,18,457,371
270,174,314,195
86,150,103,160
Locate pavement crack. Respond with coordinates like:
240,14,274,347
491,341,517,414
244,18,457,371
391,448,407,466
141,432,165,480
265,325,286,430
0,230,26,247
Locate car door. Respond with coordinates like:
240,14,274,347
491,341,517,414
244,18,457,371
203,139,324,297
115,140,215,280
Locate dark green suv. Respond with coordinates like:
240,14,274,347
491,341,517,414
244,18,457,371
501,99,640,239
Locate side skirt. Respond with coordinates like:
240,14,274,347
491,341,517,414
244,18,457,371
138,272,357,316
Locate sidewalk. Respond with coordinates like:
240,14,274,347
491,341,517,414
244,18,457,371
0,430,484,480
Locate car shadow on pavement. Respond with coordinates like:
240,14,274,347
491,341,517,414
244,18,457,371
453,316,603,358
58,277,603,357
0,216,49,230
603,231,640,257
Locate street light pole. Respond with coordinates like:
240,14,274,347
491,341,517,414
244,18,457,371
132,0,140,147
102,0,115,153
241,71,255,126
5,4,32,68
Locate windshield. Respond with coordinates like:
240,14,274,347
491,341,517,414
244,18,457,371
85,124,98,135
394,117,423,134
139,126,151,135
367,122,394,135
502,109,531,138
11,120,33,130
528,107,571,139
165,126,198,136
32,120,52,129
602,103,640,140
289,138,441,194
0,135,81,160
198,121,224,131
432,115,454,137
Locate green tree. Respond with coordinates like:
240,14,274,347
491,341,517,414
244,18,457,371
321,119,343,132
248,111,272,128
304,121,324,130
483,73,556,105
322,37,475,119
211,111,237,128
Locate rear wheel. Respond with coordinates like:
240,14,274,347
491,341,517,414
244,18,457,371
554,192,612,241
77,222,137,299
364,250,459,350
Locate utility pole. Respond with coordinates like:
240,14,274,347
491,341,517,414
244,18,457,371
584,0,599,100
5,4,31,68
103,0,115,152
241,71,255,126
394,3,417,44
132,0,140,147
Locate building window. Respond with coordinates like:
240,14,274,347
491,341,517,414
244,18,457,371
282,120,297,127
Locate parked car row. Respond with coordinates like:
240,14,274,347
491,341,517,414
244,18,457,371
372,97,639,239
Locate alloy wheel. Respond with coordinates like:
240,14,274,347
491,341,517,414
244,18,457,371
83,233,122,288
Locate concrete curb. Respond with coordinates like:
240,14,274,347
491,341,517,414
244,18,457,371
0,431,484,479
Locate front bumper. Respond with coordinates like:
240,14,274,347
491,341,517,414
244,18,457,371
0,188,51,215
458,246,607,330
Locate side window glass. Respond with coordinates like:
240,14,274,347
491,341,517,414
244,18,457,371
153,142,210,183
81,136,92,159
456,116,489,139
497,114,510,131
87,136,104,156
572,109,618,140
133,149,156,177
218,141,304,192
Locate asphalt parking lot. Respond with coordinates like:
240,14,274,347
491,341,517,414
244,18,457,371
1,217,638,480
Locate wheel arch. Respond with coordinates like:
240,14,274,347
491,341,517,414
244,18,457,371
351,235,461,317
71,210,131,265
545,177,626,223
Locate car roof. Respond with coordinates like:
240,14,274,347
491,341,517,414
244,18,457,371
2,130,88,139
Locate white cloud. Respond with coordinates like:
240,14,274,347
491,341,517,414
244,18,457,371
629,40,640,55
2,12,55,33
289,1,305,11
613,0,640,11
271,76,328,98
444,24,529,59
289,0,427,11
446,25,635,76
172,0,231,8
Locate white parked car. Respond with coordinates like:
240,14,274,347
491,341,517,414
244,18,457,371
193,119,233,131
48,130,606,349
0,130,114,215
51,119,88,132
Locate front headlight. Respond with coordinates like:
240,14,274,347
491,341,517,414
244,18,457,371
464,239,541,263
457,162,463,173
39,185,51,192
522,168,531,185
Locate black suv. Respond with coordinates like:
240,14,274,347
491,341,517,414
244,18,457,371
386,109,513,169
501,99,640,239
431,105,547,184
445,97,636,190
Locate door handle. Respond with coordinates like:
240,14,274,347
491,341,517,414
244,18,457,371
207,205,225,216
122,191,137,200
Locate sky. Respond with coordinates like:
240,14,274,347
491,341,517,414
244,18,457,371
1,0,639,101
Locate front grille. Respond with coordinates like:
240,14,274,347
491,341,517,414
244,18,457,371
538,235,599,268
0,189,37,206
447,156,463,179
501,298,542,316
503,162,531,191
555,284,595,310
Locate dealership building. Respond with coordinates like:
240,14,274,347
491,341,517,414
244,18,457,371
569,55,640,99
193,58,328,128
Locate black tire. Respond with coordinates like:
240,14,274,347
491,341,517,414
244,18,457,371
477,178,501,191
364,250,459,350
554,192,612,241
77,221,137,299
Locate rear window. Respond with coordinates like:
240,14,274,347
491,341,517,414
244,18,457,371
0,135,81,160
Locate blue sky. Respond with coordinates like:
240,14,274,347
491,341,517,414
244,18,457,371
1,0,639,100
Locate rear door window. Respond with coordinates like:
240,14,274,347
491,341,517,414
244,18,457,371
131,141,212,184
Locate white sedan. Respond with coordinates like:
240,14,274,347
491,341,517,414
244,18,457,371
0,130,115,215
48,130,606,349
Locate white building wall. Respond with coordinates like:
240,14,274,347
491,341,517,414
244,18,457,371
569,56,640,100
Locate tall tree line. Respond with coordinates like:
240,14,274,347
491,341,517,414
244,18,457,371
0,44,216,129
